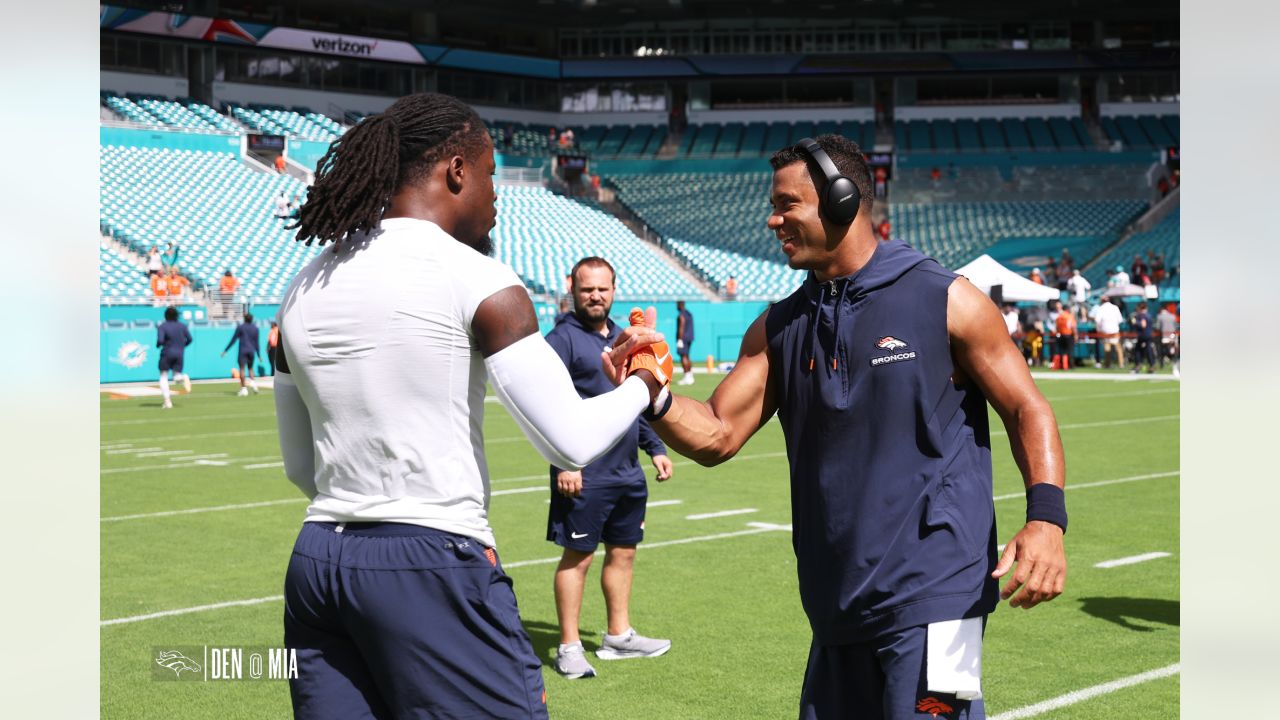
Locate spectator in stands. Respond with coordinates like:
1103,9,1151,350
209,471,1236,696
158,242,179,271
873,166,888,199
164,266,190,299
274,154,287,174
724,275,739,300
1157,303,1179,377
590,173,602,200
1094,296,1125,369
544,257,674,680
1052,300,1076,371
1070,269,1090,313
267,321,280,376
1059,248,1074,273
1152,254,1167,285
274,191,291,219
676,300,695,386
549,127,558,148
1156,176,1170,198
221,312,261,397
1130,254,1148,281
289,194,304,220
1130,302,1156,374
1044,257,1059,287
1029,267,1045,285
147,246,163,277
150,270,168,300
561,128,575,148
930,167,941,186
219,269,240,304
877,218,891,241
1109,265,1130,288
156,305,193,410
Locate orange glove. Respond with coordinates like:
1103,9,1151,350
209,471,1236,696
626,307,673,386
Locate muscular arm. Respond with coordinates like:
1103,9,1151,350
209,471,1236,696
949,279,1064,491
474,286,662,470
651,310,777,465
948,277,1066,609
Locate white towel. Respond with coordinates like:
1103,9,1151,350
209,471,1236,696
926,617,983,700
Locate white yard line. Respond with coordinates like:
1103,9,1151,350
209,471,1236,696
102,498,307,523
105,446,160,455
242,462,284,470
100,595,285,627
104,412,277,427
686,508,758,520
647,499,683,508
103,429,276,445
1094,552,1171,569
992,415,1177,437
490,486,544,497
1042,387,1179,402
101,524,791,625
992,471,1179,501
989,664,1180,720
134,450,194,458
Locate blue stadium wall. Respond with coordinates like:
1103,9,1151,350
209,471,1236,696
100,300,767,383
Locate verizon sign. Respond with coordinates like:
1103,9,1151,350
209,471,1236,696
259,28,425,64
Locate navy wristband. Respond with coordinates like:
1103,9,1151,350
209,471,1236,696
1026,484,1068,534
642,387,673,421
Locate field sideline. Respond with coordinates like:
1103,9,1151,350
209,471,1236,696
102,376,1179,719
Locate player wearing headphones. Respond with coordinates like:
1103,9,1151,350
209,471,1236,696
623,135,1069,719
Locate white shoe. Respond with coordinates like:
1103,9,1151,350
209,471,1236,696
238,387,249,397
679,374,695,386
250,384,260,394
181,375,192,393
161,400,173,409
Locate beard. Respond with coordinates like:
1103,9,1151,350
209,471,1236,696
464,234,495,257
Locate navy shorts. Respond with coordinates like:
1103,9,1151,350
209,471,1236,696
159,353,184,374
547,481,647,552
284,521,548,720
799,624,985,720
676,338,693,359
238,351,256,368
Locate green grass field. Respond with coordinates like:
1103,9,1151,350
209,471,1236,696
101,374,1179,719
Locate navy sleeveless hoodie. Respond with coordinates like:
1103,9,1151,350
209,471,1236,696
765,239,999,645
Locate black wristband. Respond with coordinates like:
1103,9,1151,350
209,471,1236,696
1026,483,1068,534
642,387,673,421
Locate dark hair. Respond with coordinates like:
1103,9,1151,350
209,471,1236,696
769,134,874,214
164,306,178,322
570,256,616,288
244,312,254,323
293,93,490,246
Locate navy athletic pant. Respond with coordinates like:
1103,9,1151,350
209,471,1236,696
284,521,548,719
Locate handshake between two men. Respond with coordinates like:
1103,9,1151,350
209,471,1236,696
599,307,676,406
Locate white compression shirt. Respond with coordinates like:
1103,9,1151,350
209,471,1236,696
274,217,647,548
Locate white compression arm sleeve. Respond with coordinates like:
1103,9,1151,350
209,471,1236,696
485,333,650,470
273,371,318,499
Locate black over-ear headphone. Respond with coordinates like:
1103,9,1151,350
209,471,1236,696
797,137,860,225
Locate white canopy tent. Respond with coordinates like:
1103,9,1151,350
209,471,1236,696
953,254,1061,303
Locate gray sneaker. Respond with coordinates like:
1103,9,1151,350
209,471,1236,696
595,629,671,660
554,643,596,679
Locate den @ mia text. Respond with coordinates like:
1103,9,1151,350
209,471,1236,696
153,646,298,681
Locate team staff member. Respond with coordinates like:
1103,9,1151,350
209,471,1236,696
546,256,674,680
624,135,1068,719
676,300,695,386
221,312,261,396
274,93,668,720
156,306,192,409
